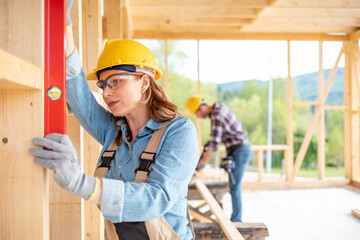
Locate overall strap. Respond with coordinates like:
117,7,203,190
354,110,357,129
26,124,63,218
134,121,170,183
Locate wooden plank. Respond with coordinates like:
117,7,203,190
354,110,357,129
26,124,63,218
274,0,360,8
257,150,264,182
133,31,349,41
344,42,352,179
292,101,320,106
291,44,344,180
164,40,169,95
50,115,82,240
351,30,360,40
0,49,42,90
193,222,269,240
318,41,325,180
351,208,360,219
261,8,360,18
324,106,347,110
252,145,289,151
189,206,214,223
82,0,102,75
130,0,271,7
104,0,121,39
131,6,257,18
0,0,48,239
81,1,105,238
350,41,360,180
131,15,252,25
286,40,294,181
242,25,356,34
193,176,245,240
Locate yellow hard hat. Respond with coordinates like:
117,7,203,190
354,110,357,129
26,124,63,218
86,39,162,80
186,96,203,114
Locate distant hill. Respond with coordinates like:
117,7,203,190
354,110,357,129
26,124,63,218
217,68,344,105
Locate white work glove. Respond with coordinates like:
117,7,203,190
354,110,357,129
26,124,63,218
29,133,96,200
66,0,73,27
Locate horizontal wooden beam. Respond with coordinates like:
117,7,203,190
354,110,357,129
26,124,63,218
0,49,42,90
243,25,355,34
132,16,252,26
261,8,360,18
324,105,347,110
254,17,360,27
133,31,349,41
274,0,360,8
252,145,289,151
130,0,272,7
293,101,320,106
131,6,258,18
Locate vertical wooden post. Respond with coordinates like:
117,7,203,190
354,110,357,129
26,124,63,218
286,40,294,181
82,0,105,239
318,41,325,180
104,0,122,39
164,40,170,96
344,42,351,179
196,40,202,148
350,41,360,180
0,0,49,238
257,150,264,182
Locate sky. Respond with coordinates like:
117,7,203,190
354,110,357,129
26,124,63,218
139,39,345,84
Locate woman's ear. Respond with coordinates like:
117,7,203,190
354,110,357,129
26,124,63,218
141,75,150,93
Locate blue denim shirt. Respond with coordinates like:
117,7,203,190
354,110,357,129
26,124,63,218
66,49,199,239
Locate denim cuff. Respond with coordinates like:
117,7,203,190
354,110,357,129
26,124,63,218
66,46,82,79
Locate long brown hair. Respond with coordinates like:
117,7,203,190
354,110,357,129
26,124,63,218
113,76,178,145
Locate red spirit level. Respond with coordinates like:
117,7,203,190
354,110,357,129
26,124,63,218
44,0,66,135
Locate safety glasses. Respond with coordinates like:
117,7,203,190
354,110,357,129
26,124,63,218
96,72,144,90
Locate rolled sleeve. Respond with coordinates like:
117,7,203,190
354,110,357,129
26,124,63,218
101,178,125,222
66,47,82,79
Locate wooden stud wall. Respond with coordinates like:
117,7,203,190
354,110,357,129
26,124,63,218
0,0,48,239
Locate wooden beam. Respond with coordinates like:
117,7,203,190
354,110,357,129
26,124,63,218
324,106,347,110
252,145,289,151
124,0,133,39
352,208,360,219
274,0,360,8
286,40,294,181
0,49,42,90
130,0,271,7
104,0,121,39
243,25,356,34
344,41,352,179
292,101,319,106
350,41,360,180
82,0,102,75
188,206,214,223
0,0,47,238
350,30,360,40
257,150,264,182
132,31,349,41
253,17,360,27
318,41,325,180
132,15,253,25
164,40,169,95
261,8,360,18
193,176,245,240
291,44,344,180
131,6,257,18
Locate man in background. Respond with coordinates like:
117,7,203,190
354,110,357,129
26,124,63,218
186,96,252,222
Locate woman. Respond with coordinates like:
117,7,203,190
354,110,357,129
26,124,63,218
29,2,199,239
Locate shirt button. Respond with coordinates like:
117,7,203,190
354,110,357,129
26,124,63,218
118,165,122,169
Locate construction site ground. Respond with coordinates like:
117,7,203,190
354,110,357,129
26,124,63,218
195,167,360,240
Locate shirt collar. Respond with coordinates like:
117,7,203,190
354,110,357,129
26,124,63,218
116,118,163,137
